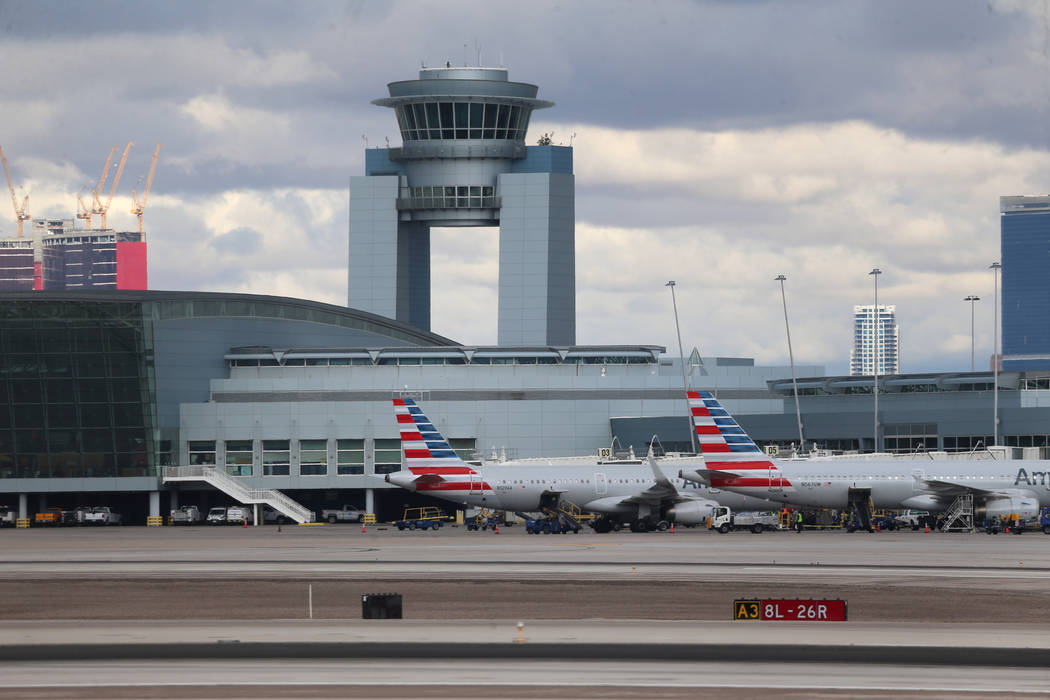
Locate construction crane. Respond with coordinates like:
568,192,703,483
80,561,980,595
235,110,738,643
84,146,117,230
97,141,133,230
0,145,30,238
130,143,161,236
76,193,92,230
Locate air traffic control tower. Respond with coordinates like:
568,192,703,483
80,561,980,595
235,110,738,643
349,66,575,346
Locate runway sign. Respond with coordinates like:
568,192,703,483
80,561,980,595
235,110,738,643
734,599,847,621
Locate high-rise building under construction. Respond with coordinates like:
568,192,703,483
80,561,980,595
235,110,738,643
0,219,146,291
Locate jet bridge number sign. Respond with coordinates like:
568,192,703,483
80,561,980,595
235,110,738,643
734,599,847,621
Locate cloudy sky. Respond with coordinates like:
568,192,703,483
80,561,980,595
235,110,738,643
1,0,1047,375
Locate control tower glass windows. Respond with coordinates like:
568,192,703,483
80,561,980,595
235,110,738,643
403,186,495,209
394,102,530,142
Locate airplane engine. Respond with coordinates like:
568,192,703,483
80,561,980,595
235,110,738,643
666,500,717,525
977,496,1039,521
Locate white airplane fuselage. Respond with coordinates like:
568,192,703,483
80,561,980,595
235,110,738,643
388,460,781,515
683,458,1050,518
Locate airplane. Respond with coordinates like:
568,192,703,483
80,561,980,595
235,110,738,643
384,397,782,532
678,390,1050,529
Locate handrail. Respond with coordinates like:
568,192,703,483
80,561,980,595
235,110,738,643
164,465,314,523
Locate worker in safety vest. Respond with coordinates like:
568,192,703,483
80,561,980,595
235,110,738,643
794,509,804,533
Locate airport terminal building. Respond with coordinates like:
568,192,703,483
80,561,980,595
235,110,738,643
4,68,1050,524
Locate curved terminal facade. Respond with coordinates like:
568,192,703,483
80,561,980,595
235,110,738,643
350,67,574,345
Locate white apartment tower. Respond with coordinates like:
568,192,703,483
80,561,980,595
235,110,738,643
850,304,899,376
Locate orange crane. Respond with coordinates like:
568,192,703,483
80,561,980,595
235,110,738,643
130,143,161,237
0,145,30,238
97,141,133,230
83,146,117,230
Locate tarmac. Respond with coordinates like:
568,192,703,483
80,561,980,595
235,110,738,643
1,525,1048,695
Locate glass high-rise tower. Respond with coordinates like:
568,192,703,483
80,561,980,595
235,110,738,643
850,304,899,376
1001,195,1050,370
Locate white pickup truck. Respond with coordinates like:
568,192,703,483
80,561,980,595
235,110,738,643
709,506,780,533
0,506,16,527
320,505,365,523
170,505,202,525
83,507,122,526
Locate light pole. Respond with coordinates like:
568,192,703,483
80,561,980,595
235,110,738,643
990,262,1001,446
666,280,697,454
869,268,882,453
964,295,980,372
775,274,804,453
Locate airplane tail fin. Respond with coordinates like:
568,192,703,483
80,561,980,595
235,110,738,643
686,389,777,488
687,390,764,455
393,398,471,470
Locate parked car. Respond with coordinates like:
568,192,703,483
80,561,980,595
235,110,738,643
896,509,933,530
206,507,228,525
225,506,254,525
320,505,364,523
170,505,202,525
82,507,122,525
0,506,17,527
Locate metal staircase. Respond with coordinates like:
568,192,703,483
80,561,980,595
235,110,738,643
940,493,974,532
163,466,315,524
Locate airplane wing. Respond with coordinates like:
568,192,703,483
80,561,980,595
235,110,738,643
918,478,1030,499
615,453,689,506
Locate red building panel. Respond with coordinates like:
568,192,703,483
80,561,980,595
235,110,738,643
116,241,148,289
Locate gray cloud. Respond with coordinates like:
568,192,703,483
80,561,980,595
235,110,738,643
210,227,263,255
2,0,1047,375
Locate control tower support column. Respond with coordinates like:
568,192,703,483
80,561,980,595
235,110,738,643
497,171,575,346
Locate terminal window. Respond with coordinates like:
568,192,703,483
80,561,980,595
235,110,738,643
262,440,290,476
337,439,364,475
373,438,401,475
299,439,327,476
225,440,252,477
188,441,216,465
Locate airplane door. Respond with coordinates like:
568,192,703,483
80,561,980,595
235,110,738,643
595,472,607,496
469,473,483,495
911,468,925,492
768,465,783,493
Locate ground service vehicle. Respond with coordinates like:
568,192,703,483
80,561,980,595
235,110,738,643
320,505,364,523
0,506,16,527
170,506,202,525
34,507,65,526
466,514,503,531
525,516,580,534
206,507,228,524
709,507,779,533
896,510,932,530
83,507,121,525
225,506,253,525
1041,508,1050,534
395,506,445,531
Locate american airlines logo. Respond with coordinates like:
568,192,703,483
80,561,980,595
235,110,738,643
1015,468,1050,488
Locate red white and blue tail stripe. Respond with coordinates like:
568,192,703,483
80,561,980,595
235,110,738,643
687,390,788,489
394,398,467,468
689,390,765,455
390,398,490,495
